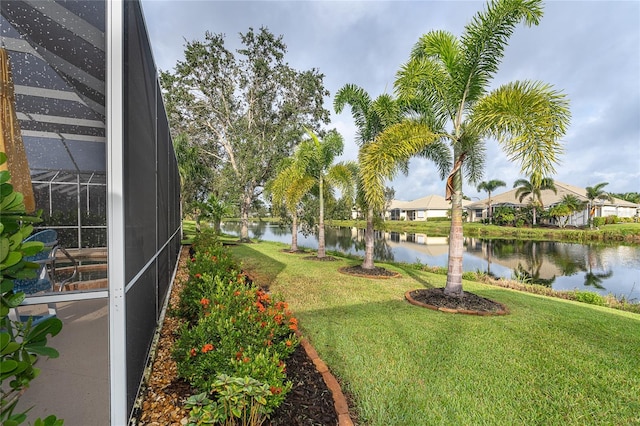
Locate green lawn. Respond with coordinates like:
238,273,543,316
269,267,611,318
230,240,640,425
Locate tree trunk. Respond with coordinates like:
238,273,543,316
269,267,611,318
291,214,299,252
444,169,464,297
362,207,375,269
240,193,251,241
213,218,221,234
532,206,537,226
317,177,325,258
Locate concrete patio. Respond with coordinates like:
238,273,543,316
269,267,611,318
14,299,110,425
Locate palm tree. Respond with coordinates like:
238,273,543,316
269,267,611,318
267,159,314,252
477,179,506,223
586,182,613,229
360,0,570,297
513,176,557,225
334,84,404,269
296,129,356,259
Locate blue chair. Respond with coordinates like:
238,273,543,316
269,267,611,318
11,230,78,324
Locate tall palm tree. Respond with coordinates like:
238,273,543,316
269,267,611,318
586,182,613,229
267,158,314,252
334,84,404,269
477,179,506,223
513,176,557,225
296,129,356,259
360,0,571,297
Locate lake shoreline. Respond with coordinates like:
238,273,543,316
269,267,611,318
222,218,640,245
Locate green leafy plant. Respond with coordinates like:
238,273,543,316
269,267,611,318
573,291,605,306
185,375,273,426
0,152,63,425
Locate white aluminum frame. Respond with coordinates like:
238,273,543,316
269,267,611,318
106,0,126,424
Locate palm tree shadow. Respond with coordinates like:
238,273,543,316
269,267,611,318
397,265,436,289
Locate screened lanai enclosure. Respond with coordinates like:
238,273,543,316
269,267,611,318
1,0,181,424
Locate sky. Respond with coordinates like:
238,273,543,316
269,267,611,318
141,0,640,202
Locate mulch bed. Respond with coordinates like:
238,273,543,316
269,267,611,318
281,248,309,254
406,287,509,315
338,265,400,279
303,255,338,262
135,247,341,425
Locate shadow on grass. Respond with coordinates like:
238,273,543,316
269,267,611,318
228,242,287,289
396,264,436,290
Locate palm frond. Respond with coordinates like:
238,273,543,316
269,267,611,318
419,140,452,180
334,84,371,144
471,80,570,179
411,30,462,78
395,57,455,126
360,121,440,209
459,0,544,104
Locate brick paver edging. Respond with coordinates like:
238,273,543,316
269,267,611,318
405,290,510,316
296,332,354,426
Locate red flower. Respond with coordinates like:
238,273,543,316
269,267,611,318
195,273,202,279
285,340,292,347
255,302,266,313
273,314,283,325
200,298,210,307
233,291,241,296
242,357,250,363
288,317,298,331
201,343,214,353
190,348,197,357
191,257,196,262
269,386,282,395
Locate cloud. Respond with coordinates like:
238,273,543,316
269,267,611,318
142,0,640,199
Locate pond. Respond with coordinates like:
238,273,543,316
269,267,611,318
222,222,640,302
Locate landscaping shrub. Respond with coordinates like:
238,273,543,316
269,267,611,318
173,235,299,424
573,291,605,306
592,217,606,228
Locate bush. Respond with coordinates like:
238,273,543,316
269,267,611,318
573,291,605,306
605,215,618,225
592,217,606,228
173,239,299,422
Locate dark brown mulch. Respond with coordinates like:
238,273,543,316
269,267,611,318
303,255,338,262
339,265,400,279
281,248,309,254
268,345,338,426
136,247,339,425
408,287,508,314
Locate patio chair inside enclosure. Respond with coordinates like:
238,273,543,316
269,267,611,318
10,230,78,323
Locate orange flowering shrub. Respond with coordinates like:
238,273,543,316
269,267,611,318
173,233,299,418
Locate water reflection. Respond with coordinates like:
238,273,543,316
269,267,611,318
221,223,640,301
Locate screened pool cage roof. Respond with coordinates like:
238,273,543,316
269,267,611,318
1,1,106,179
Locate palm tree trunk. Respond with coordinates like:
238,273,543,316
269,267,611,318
444,169,464,297
532,206,537,226
291,214,299,252
318,177,326,258
362,207,375,269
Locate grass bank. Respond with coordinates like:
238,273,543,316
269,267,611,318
330,219,640,244
229,240,640,425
